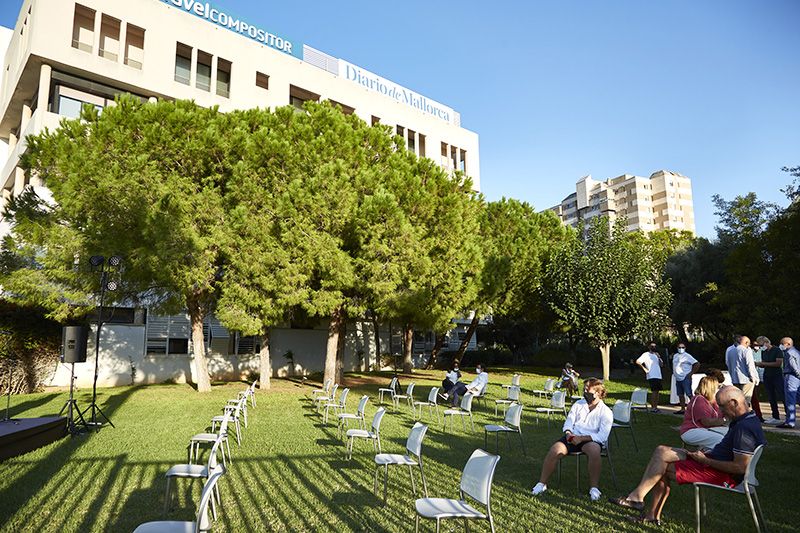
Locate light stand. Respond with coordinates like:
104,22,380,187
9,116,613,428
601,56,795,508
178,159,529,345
58,362,88,434
80,255,121,430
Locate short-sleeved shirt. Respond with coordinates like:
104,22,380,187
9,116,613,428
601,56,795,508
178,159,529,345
636,352,662,380
673,352,698,381
760,346,783,379
680,395,720,434
707,412,766,481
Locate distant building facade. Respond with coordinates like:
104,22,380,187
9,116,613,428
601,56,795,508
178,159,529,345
549,170,695,234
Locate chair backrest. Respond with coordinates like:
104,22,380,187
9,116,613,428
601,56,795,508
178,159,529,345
196,471,224,533
427,387,439,404
207,435,224,472
388,376,398,391
507,386,521,401
460,448,501,506
631,388,648,405
511,374,521,387
371,407,387,433
338,387,349,407
551,390,566,408
613,400,632,424
505,402,523,428
406,422,429,457
217,411,231,437
329,383,339,399
544,378,555,392
322,378,332,393
356,395,369,417
461,392,474,412
405,382,415,396
743,445,765,487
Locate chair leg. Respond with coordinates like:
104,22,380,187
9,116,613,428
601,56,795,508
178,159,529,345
461,414,466,431
489,513,496,533
373,465,379,496
484,430,488,450
606,449,618,489
435,518,440,533
695,485,701,533
746,491,762,533
415,515,420,533
384,464,389,502
576,454,581,491
519,431,526,456
470,414,474,433
408,464,416,496
630,425,638,452
419,462,428,497
163,477,171,514
751,488,767,531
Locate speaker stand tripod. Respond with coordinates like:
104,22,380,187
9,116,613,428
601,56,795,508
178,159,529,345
59,362,88,434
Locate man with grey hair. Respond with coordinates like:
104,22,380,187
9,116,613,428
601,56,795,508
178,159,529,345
726,335,759,407
777,337,800,429
755,336,784,424
610,386,766,525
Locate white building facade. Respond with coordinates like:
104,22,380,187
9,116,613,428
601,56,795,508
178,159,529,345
0,0,480,387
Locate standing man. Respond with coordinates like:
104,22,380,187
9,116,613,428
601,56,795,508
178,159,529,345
672,343,699,415
726,335,759,407
777,337,800,429
636,343,664,413
755,336,784,424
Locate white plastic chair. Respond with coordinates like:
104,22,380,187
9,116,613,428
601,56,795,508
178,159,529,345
532,378,555,399
373,422,429,502
502,374,521,391
134,471,223,533
164,436,224,518
414,448,500,533
413,387,440,423
473,382,489,410
378,377,398,405
630,388,649,422
338,395,369,438
494,385,521,418
557,439,617,490
311,378,332,399
694,445,766,533
212,397,245,445
314,383,339,412
484,403,525,455
323,387,349,424
346,407,386,460
190,412,232,467
610,400,637,451
535,390,566,426
443,393,474,433
393,382,416,411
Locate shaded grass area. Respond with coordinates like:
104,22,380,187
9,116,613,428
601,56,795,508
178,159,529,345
1,369,797,532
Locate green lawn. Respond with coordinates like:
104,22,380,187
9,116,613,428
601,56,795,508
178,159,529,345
1,369,797,532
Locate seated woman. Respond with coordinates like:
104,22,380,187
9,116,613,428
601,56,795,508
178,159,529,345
441,360,461,394
558,363,580,396
531,378,613,501
680,376,728,450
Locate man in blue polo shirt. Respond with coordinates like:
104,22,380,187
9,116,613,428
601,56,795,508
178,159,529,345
609,386,766,525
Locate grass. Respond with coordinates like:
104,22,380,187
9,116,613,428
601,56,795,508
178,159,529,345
0,368,797,532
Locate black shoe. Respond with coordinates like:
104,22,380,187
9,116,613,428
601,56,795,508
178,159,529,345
776,423,795,429
675,410,686,415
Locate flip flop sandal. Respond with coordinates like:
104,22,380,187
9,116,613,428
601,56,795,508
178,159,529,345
608,496,645,511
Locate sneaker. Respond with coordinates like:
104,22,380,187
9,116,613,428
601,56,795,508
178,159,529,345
650,408,661,413
764,417,782,425
589,487,602,501
675,410,686,415
438,393,448,402
776,423,796,429
531,482,547,496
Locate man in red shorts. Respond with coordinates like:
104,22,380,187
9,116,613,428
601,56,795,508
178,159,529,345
609,386,766,525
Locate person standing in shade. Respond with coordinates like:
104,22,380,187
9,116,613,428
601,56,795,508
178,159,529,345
636,343,664,413
755,336,784,424
672,343,699,415
749,340,765,422
777,337,800,429
725,335,759,409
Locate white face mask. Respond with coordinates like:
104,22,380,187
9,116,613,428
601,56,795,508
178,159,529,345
475,368,481,374
678,348,685,354
779,345,788,351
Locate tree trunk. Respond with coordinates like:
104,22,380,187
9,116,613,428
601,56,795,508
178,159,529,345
335,317,346,383
371,311,381,372
599,342,612,381
259,329,271,390
188,300,212,393
402,324,413,374
324,307,344,385
455,315,480,359
425,333,446,369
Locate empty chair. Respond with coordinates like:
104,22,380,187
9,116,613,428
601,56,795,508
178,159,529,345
164,436,225,518
495,385,521,418
630,388,649,422
484,403,525,455
443,392,475,433
314,383,339,413
190,412,232,467
224,394,248,429
346,407,386,460
502,373,521,391
694,444,766,533
212,397,245,445
533,378,556,399
338,395,369,438
378,377,398,405
414,448,500,533
311,378,332,399
610,400,637,452
373,422,429,502
322,387,349,424
413,387,440,423
535,390,567,426
393,382,416,411
134,471,223,533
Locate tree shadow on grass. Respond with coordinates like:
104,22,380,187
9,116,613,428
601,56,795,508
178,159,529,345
5,392,61,418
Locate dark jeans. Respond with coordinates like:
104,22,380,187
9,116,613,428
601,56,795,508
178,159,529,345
762,373,784,420
449,382,468,406
441,379,455,393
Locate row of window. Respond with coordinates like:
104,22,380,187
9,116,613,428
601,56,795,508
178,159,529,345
441,142,467,174
174,43,231,97
72,4,145,69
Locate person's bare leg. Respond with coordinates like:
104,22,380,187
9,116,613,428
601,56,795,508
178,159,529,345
538,441,568,484
626,446,684,502
652,467,675,521
583,442,602,488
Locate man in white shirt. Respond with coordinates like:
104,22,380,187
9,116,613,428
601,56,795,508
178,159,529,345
726,335,759,407
531,378,614,501
672,343,700,414
443,363,488,407
636,343,664,413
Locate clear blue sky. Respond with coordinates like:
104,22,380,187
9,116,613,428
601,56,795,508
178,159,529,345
2,1,798,237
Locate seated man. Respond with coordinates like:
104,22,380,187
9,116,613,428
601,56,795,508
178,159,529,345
531,378,613,501
609,386,766,525
441,360,461,394
558,363,580,396
442,363,488,406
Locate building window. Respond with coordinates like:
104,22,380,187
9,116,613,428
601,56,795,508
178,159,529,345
450,145,458,169
418,134,426,157
174,43,192,85
371,115,380,126
216,58,231,97
407,129,416,152
396,125,405,138
124,24,145,69
441,142,448,157
289,85,319,109
328,100,355,115
460,149,467,173
255,71,269,90
168,338,189,355
196,51,212,91
55,85,104,119
71,4,95,53
99,15,120,61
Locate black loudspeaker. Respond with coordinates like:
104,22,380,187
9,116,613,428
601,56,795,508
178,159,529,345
62,326,88,363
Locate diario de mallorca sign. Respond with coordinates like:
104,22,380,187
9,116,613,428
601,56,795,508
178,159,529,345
159,0,300,58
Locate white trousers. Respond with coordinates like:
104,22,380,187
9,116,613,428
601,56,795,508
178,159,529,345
681,427,728,450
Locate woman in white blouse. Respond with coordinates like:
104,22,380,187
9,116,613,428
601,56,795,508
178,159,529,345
531,378,614,502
